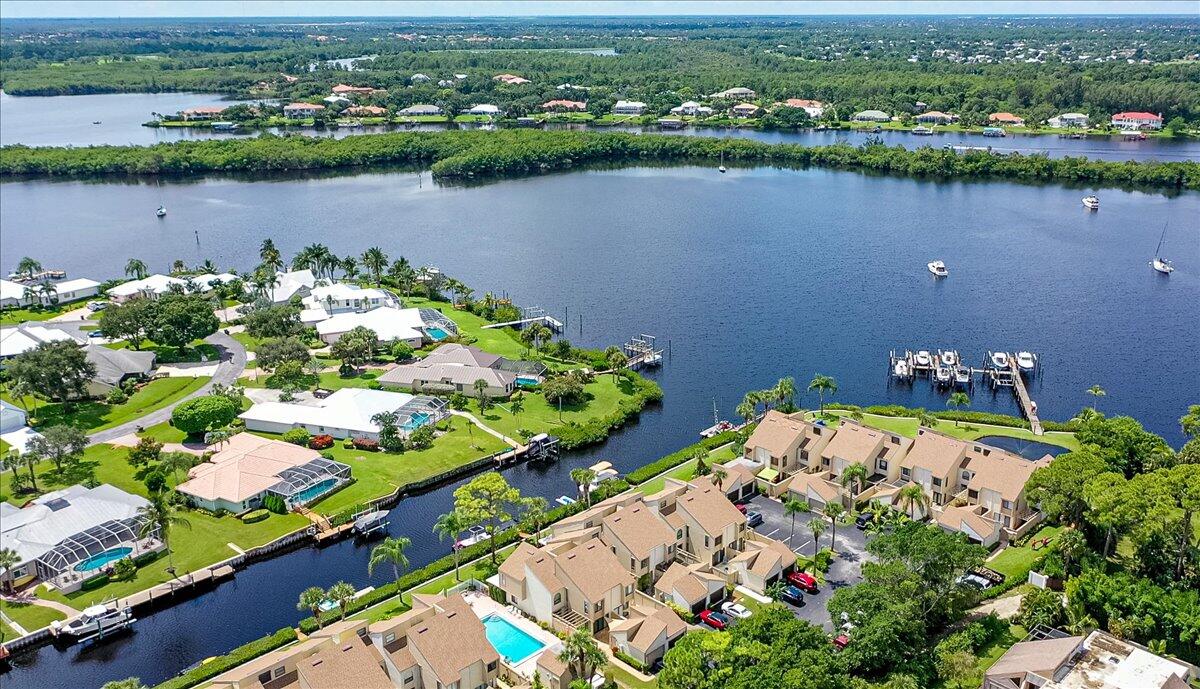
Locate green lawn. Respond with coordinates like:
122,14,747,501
405,297,532,361
3,376,208,433
816,410,1079,452
251,417,508,516
976,624,1029,672
138,420,191,443
637,445,736,495
987,525,1063,580
106,339,220,364
353,545,519,623
466,374,639,441
0,598,67,633
0,306,69,325
607,662,658,689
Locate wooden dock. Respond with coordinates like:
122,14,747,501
481,315,564,331
1009,360,1043,435
623,334,664,369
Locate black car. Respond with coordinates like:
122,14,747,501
855,512,874,530
779,584,805,606
746,510,764,527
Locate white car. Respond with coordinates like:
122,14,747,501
720,601,752,619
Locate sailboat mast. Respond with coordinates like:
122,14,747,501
1155,223,1168,256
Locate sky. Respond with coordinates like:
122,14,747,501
1,0,1196,19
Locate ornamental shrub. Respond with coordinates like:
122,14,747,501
309,434,334,450
262,494,287,514
171,395,239,435
281,428,310,446
241,509,270,523
352,437,380,451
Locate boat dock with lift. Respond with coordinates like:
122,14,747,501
480,306,564,332
623,334,664,370
888,348,1044,434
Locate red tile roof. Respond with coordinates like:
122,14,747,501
1112,111,1162,121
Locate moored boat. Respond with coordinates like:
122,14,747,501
990,351,1010,369
914,350,933,368
1082,195,1100,210
52,604,134,642
928,260,948,277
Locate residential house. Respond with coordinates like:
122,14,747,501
727,534,798,594
654,561,727,614
0,484,157,592
85,345,156,396
608,596,688,668
743,410,834,495
0,400,26,434
493,74,531,85
853,109,892,122
377,342,538,397
818,419,912,487
599,502,679,583
665,480,748,566
0,324,81,359
466,104,501,116
409,73,431,83
346,105,389,117
783,98,825,117
323,95,351,107
240,388,447,441
1111,111,1163,130
370,593,501,689
612,100,647,115
542,99,587,112
709,87,756,99
208,619,393,689
397,104,443,116
731,103,761,118
303,282,395,317
269,269,317,304
983,629,1194,689
330,84,378,97
180,106,227,121
0,279,29,308
915,111,958,124
46,278,101,304
670,101,713,117
312,306,455,347
283,102,326,119
1048,112,1089,128
107,273,236,303
989,112,1026,126
176,433,350,513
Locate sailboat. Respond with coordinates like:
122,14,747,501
155,179,167,217
1150,223,1174,274
700,399,733,438
156,206,167,217
718,150,726,173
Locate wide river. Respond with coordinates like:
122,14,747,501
3,90,1199,161
0,164,1197,687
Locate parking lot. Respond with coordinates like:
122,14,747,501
743,493,873,630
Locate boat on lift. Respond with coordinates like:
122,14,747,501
1082,195,1100,210
52,604,134,642
454,525,489,551
928,260,948,277
934,365,953,387
1015,351,1037,373
939,350,959,367
892,359,910,378
953,365,972,387
914,350,933,368
352,509,390,537
989,351,1010,369
1150,224,1174,275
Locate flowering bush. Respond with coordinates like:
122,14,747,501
352,437,380,452
309,434,334,450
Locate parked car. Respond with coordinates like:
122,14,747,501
88,329,106,338
699,609,730,630
720,601,752,619
734,503,748,514
87,300,109,311
832,634,850,650
779,585,805,606
746,510,764,527
855,512,873,530
786,571,819,593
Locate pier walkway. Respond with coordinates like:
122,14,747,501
480,315,564,331
1010,361,1043,435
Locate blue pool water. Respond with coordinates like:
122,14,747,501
482,614,546,664
516,377,540,387
427,327,449,341
74,546,133,572
401,412,431,431
290,479,337,504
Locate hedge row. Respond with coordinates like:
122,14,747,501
624,430,740,485
152,627,297,689
556,372,664,450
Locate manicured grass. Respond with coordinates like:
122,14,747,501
637,445,736,495
0,598,66,632
138,420,191,444
816,410,1079,452
987,525,1062,580
107,339,220,364
467,374,640,441
405,297,531,361
3,376,208,433
3,442,182,506
231,331,268,352
607,662,658,689
0,306,67,325
253,417,508,516
316,369,380,390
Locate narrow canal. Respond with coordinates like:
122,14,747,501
0,165,1196,687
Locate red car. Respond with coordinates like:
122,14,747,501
786,571,819,593
832,634,850,650
734,503,748,514
699,609,730,630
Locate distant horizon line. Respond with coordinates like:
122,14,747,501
5,13,1199,20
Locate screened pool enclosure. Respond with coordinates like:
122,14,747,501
35,517,162,585
268,457,352,507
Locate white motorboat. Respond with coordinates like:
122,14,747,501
319,586,375,613
990,351,1010,369
700,421,734,438
892,359,910,378
953,366,971,387
1082,195,1100,210
1015,351,1037,373
587,461,620,492
934,366,952,386
928,260,948,277
719,150,727,173
352,509,389,535
555,495,577,506
912,125,934,135
454,525,489,551
52,604,134,641
1150,224,1174,274
156,205,167,217
939,350,959,367
914,350,933,367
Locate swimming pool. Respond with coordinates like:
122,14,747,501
426,327,450,341
74,546,133,572
290,478,337,505
401,412,431,432
481,614,546,665
975,435,1071,460
516,376,540,387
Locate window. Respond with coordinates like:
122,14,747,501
676,529,683,539
962,470,972,481
385,632,396,644
704,536,710,547
933,492,943,504
901,468,911,478
258,672,273,684
932,477,942,487
1002,500,1013,510
553,592,562,605
487,660,499,672
404,675,415,685
583,602,590,614
640,558,649,569
274,667,286,678
877,459,888,471
357,626,367,637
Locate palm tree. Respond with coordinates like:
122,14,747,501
259,238,283,273
897,483,930,521
16,256,42,281
0,547,20,592
917,409,939,428
298,585,327,628
774,376,796,409
199,258,217,274
711,464,728,491
510,392,525,423
605,347,628,381
521,496,549,541
570,467,597,506
1086,384,1106,411
171,259,186,275
808,517,827,556
557,629,606,682
389,258,415,295
207,428,232,451
808,374,837,414
367,536,412,583
736,399,756,425
19,451,40,491
823,502,845,553
125,258,149,280
433,511,468,580
137,494,191,576
361,247,388,286
341,256,359,281
327,580,357,620
38,281,58,306
946,391,971,425
785,498,810,543
839,462,868,497
159,452,195,486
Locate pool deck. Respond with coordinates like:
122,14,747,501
461,590,562,678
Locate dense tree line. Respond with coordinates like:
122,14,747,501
2,130,1195,190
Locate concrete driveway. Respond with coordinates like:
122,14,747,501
744,494,873,630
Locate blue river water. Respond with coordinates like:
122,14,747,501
0,164,1196,687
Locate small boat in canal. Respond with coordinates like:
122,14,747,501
352,509,390,536
1015,351,1037,374
953,365,972,387
454,525,489,551
1082,195,1100,210
928,260,948,277
52,604,134,643
939,350,959,367
718,150,726,173
912,125,934,135
555,495,577,506
1150,224,1175,275
934,365,953,387
892,359,910,378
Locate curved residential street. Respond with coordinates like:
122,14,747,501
86,330,247,446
